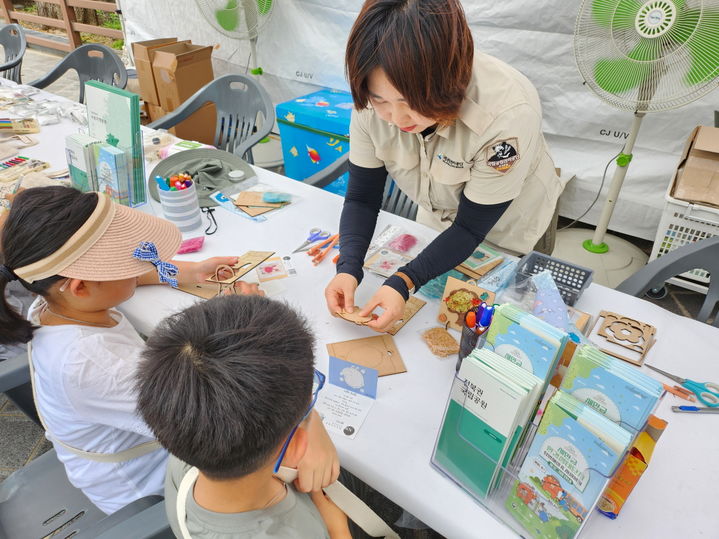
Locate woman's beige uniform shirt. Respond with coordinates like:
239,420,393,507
349,51,566,254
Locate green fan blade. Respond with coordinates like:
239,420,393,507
257,0,272,16
666,6,699,44
591,0,643,28
216,0,240,31
594,55,652,93
684,10,719,85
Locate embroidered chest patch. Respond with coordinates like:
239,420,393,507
436,153,465,168
486,138,520,173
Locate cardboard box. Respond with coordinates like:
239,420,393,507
132,38,188,106
671,126,719,209
151,43,214,111
147,102,216,146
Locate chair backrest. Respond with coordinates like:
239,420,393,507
0,24,26,84
616,235,719,326
147,74,275,164
382,178,418,220
29,44,128,103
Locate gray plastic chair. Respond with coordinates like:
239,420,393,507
0,24,26,84
617,235,719,326
304,153,418,220
148,74,275,164
28,43,128,103
0,352,38,425
0,449,164,539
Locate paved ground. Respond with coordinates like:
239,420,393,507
0,45,712,539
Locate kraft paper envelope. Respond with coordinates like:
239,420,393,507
326,335,406,377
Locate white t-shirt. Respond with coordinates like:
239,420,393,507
28,297,167,514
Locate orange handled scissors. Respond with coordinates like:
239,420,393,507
308,234,339,265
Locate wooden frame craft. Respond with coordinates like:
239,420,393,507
336,297,426,336
177,251,274,300
439,276,495,331
590,310,656,366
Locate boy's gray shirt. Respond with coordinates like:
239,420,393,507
165,455,330,538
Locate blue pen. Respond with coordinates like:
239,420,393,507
672,406,719,414
474,302,487,330
477,305,494,334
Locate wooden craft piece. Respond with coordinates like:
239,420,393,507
387,296,427,335
177,281,228,300
456,257,504,280
205,251,275,284
327,335,406,377
337,307,374,325
422,327,459,357
590,310,656,366
439,276,495,331
233,191,285,208
236,205,275,217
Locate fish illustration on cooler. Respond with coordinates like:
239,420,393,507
307,145,321,164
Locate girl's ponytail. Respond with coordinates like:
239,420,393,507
0,187,97,345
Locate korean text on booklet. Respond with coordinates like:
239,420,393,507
506,391,632,539
432,349,541,499
485,304,569,389
560,345,663,432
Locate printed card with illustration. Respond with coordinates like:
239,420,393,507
255,257,288,282
439,276,495,331
315,356,378,439
364,248,412,278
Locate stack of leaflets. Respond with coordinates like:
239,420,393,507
456,243,504,279
432,349,542,499
485,304,568,388
560,345,663,433
506,391,632,539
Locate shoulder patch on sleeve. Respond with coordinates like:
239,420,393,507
485,138,520,173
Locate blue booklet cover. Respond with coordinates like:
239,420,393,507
560,346,662,432
506,392,629,539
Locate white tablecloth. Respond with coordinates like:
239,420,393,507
122,168,719,539
14,82,719,538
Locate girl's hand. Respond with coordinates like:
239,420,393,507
296,410,340,492
185,256,240,284
360,285,406,333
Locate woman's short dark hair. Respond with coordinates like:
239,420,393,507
136,294,316,480
0,187,97,345
346,0,474,122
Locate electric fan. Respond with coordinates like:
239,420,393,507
553,0,719,287
195,0,274,74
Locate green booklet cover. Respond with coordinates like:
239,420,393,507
85,80,145,206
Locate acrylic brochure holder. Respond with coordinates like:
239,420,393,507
430,373,651,538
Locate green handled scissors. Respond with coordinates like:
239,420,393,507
646,364,719,408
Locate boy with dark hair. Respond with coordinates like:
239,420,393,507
136,294,351,538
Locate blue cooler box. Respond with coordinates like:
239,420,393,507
276,89,353,196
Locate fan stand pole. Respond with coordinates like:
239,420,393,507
586,111,646,252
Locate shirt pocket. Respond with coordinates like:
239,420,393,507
429,158,470,210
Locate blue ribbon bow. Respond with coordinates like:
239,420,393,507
132,241,179,288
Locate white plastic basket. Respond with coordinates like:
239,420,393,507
649,182,719,294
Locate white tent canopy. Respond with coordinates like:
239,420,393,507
122,0,719,240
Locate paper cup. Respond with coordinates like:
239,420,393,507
158,181,203,233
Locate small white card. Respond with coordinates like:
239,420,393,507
316,356,377,439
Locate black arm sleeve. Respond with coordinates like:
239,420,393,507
335,161,387,284
383,193,512,300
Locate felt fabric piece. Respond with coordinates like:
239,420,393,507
180,158,247,208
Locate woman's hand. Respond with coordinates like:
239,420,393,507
295,410,340,492
310,490,351,539
359,285,406,333
324,273,359,315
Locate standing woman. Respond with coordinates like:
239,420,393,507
325,0,565,331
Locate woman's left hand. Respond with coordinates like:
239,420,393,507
359,285,406,333
295,410,340,492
